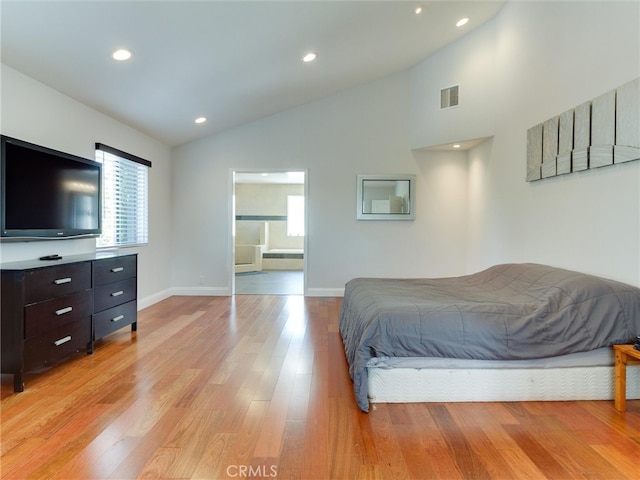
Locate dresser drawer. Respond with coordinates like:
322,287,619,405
24,289,92,339
93,278,136,312
24,262,91,304
93,256,137,286
93,300,137,340
24,318,90,370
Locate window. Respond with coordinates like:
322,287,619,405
95,143,151,248
287,195,304,237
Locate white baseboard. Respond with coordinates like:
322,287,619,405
171,286,230,297
306,287,344,297
137,285,342,310
137,289,173,310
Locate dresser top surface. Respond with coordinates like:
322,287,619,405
1,252,137,271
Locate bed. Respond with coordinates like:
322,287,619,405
339,263,640,412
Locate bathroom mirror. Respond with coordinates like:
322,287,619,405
356,174,416,220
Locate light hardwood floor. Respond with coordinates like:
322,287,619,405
1,295,639,479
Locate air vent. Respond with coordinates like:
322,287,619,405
440,85,459,109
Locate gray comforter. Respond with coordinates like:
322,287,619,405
339,263,640,412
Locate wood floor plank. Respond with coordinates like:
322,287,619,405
252,336,304,458
272,420,306,480
429,404,492,479
132,446,181,480
221,400,269,473
13,405,114,480
48,399,154,479
0,437,47,480
591,444,640,479
107,407,188,480
328,397,366,480
502,423,573,479
364,404,411,480
493,447,547,480
535,413,631,479
2,295,639,480
160,401,222,478
299,351,330,480
286,373,312,421
190,432,236,480
394,419,439,479
353,409,381,466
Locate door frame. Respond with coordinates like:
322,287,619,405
229,168,308,295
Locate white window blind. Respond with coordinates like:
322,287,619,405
287,195,304,237
95,144,151,248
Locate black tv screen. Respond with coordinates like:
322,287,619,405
1,135,101,240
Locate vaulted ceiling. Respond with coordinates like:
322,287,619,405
1,1,505,146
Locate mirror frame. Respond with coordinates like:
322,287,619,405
356,174,416,221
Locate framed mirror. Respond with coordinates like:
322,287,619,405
356,174,416,220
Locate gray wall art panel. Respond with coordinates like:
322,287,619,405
526,123,543,181
615,77,640,164
590,90,615,168
557,110,573,175
572,101,590,172
526,78,640,181
541,116,558,178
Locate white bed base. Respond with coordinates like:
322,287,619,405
367,349,640,404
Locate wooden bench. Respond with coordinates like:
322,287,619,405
613,344,640,411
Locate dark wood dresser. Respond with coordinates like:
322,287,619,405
1,252,137,392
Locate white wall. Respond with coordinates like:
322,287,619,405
171,73,470,296
410,13,497,150
173,1,640,297
411,1,640,286
5,1,637,302
0,65,174,306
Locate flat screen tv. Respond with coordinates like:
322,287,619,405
1,135,101,240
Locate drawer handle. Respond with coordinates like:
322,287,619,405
111,290,124,297
111,267,124,273
54,277,72,285
54,336,72,347
112,315,125,322
55,306,73,316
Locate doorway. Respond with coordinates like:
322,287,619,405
232,170,306,295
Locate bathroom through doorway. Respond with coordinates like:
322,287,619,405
232,170,306,295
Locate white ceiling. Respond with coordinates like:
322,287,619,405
1,0,505,147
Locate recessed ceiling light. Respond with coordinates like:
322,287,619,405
112,48,132,61
302,52,318,63
194,117,207,124
415,6,423,15
453,144,461,149
456,17,469,27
